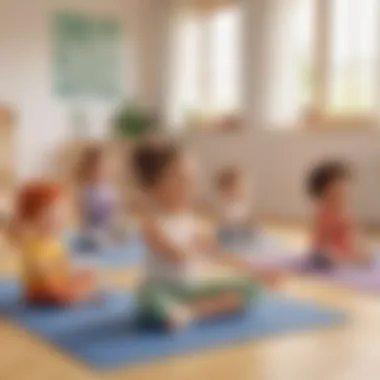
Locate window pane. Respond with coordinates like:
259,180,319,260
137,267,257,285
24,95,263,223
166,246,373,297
294,0,315,110
167,15,202,128
168,4,243,128
265,0,315,126
328,0,378,115
209,5,242,115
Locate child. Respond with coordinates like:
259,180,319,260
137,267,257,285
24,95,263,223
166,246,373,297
76,146,122,250
307,161,370,269
10,181,97,306
215,168,254,243
132,141,277,331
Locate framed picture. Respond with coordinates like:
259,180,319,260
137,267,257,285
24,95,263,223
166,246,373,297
54,12,124,99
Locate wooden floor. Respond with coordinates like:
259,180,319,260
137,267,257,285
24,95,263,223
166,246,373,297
1,223,380,380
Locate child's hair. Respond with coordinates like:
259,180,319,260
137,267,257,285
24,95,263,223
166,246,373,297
16,181,62,221
76,146,104,183
307,161,351,199
216,167,241,191
132,141,179,188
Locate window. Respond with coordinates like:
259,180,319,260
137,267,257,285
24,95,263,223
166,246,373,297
267,0,379,127
167,1,242,131
328,0,378,117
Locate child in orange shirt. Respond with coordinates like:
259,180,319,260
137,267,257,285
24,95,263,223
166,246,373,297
307,161,370,269
10,181,98,306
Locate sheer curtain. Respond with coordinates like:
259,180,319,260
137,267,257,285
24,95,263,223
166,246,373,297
166,2,242,130
263,0,379,127
263,0,314,127
329,0,379,115
209,7,242,115
167,12,203,128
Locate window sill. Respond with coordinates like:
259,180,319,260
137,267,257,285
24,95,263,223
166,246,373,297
270,114,379,134
173,114,244,135
182,125,243,135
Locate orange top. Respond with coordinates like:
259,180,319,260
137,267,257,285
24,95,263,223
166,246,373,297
313,208,353,255
20,234,70,299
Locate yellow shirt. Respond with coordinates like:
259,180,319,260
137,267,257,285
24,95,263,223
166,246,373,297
21,235,69,294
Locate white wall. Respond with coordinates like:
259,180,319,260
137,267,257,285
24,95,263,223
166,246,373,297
185,0,380,224
254,130,380,224
184,129,380,224
250,0,380,224
182,0,267,210
0,0,142,179
3,0,380,223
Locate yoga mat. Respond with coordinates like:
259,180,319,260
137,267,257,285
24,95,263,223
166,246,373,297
0,280,345,370
219,229,284,255
67,229,283,269
249,249,380,294
66,233,145,268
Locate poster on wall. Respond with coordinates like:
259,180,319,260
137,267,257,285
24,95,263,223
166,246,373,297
53,12,124,99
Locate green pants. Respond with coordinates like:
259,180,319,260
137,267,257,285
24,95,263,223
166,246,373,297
137,277,261,326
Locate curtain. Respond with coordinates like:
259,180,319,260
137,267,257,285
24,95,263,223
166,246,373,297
263,0,313,127
165,0,242,129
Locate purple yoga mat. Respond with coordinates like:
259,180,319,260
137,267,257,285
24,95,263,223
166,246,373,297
250,252,380,294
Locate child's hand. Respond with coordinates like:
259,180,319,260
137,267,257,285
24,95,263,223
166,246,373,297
253,267,282,288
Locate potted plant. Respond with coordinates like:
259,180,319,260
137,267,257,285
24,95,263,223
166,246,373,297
113,102,155,139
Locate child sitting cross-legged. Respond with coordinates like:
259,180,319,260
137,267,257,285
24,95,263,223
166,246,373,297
132,141,279,331
9,181,98,306
76,146,124,250
215,167,254,242
307,161,371,269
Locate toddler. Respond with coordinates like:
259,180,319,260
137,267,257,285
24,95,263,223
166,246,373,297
76,147,123,250
307,161,370,269
216,168,254,243
10,181,97,306
132,141,277,331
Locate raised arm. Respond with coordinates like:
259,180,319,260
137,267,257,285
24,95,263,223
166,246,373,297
198,234,279,285
141,215,192,264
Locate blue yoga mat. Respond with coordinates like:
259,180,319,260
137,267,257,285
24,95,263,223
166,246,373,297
0,280,345,370
219,229,285,255
66,229,284,269
66,233,145,268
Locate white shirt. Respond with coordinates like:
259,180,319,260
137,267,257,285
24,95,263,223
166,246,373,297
145,212,202,286
218,196,251,228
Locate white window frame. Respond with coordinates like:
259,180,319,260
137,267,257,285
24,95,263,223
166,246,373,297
167,0,242,131
308,0,378,128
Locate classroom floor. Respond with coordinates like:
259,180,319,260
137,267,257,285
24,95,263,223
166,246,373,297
1,222,380,380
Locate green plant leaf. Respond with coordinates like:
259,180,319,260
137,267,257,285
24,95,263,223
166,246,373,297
113,102,154,139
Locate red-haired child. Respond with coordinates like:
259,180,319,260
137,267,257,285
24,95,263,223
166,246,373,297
11,181,98,306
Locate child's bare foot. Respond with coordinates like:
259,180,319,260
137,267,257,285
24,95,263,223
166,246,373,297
167,306,193,331
355,251,373,267
217,292,245,314
348,237,373,267
193,292,245,321
71,271,98,303
255,267,282,288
